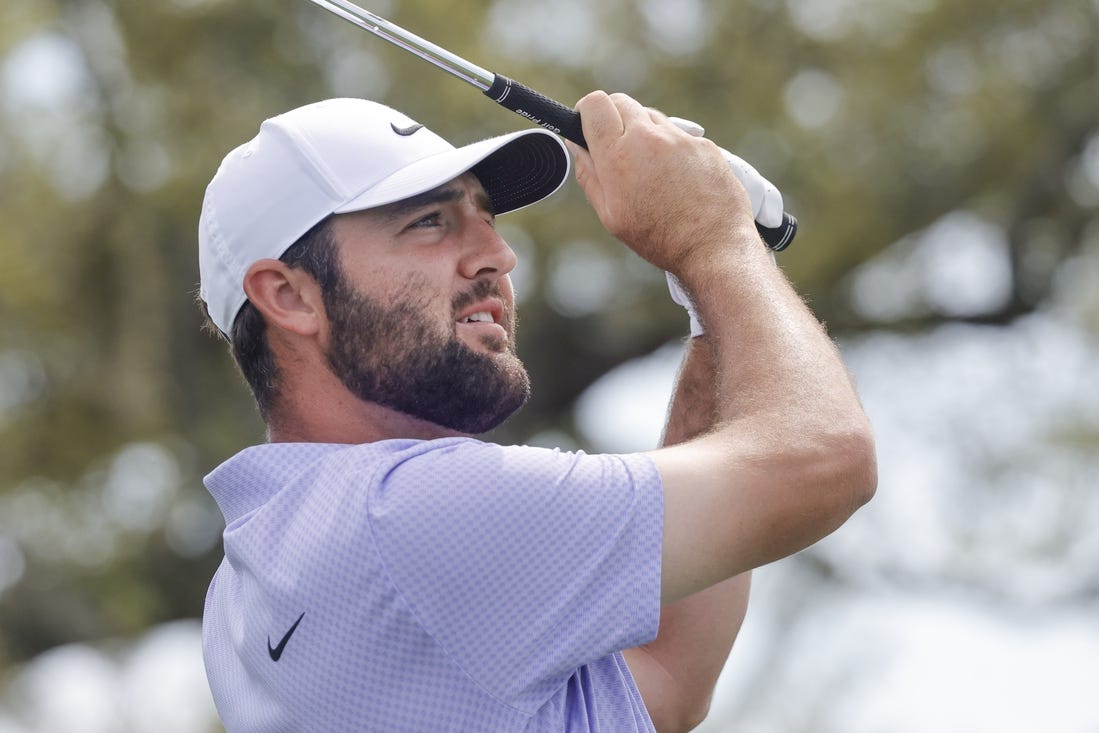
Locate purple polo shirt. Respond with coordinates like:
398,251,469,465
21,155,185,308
202,438,663,731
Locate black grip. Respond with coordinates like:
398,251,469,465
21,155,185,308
756,213,798,252
485,75,587,148
485,74,796,251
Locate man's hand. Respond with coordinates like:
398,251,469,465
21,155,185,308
568,91,760,275
668,117,786,231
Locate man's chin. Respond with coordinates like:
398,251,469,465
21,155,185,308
451,366,531,435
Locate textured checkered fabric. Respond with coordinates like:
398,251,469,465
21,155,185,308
202,438,663,732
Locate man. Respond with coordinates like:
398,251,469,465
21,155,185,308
196,93,876,732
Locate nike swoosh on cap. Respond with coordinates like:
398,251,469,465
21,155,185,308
391,122,425,136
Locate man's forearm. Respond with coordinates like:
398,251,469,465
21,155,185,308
661,336,717,446
626,337,752,733
658,229,876,586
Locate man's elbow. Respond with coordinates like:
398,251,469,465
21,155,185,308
831,419,878,516
655,693,712,733
681,695,713,733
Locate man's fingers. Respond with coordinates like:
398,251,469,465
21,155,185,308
575,91,675,151
645,106,676,128
574,91,624,149
564,138,592,183
565,138,606,215
609,92,656,130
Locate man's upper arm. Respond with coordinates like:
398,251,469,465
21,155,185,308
647,428,869,604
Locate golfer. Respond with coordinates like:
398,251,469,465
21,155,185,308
196,91,876,732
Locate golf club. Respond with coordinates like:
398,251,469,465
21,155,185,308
303,0,798,251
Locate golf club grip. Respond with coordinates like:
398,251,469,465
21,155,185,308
485,75,587,148
757,213,798,251
484,75,796,251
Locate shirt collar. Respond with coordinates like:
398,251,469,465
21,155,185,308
204,443,348,524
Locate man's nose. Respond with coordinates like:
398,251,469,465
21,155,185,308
458,216,517,281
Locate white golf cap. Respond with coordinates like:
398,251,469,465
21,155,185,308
198,98,570,337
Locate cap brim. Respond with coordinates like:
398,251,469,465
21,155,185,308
334,128,570,216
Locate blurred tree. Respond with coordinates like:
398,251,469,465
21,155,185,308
0,0,1094,703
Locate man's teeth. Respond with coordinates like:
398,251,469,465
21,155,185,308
460,312,494,324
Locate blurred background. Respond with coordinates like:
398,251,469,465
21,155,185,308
1,0,1097,730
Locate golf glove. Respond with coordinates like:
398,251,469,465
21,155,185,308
666,117,782,337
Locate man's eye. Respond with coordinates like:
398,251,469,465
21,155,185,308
409,212,441,229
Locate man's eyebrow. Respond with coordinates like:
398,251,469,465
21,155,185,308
373,182,496,223
474,189,496,218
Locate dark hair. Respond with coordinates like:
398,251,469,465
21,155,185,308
198,217,339,420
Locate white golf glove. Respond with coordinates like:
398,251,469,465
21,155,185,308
665,116,782,337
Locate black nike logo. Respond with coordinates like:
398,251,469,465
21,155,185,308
267,612,305,662
391,122,425,136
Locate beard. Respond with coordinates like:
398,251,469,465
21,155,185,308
322,271,531,435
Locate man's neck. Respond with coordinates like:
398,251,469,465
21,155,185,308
263,339,469,444
265,395,466,445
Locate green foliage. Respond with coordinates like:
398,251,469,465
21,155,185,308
0,0,1094,670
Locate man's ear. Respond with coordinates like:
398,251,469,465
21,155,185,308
242,259,325,338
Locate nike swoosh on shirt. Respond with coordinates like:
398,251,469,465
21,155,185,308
391,122,425,136
267,612,306,662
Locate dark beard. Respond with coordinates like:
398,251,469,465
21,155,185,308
323,273,531,435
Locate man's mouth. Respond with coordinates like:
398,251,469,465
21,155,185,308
455,298,504,326
458,311,495,324
455,300,508,347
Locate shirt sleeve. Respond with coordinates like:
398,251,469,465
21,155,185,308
366,439,663,713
